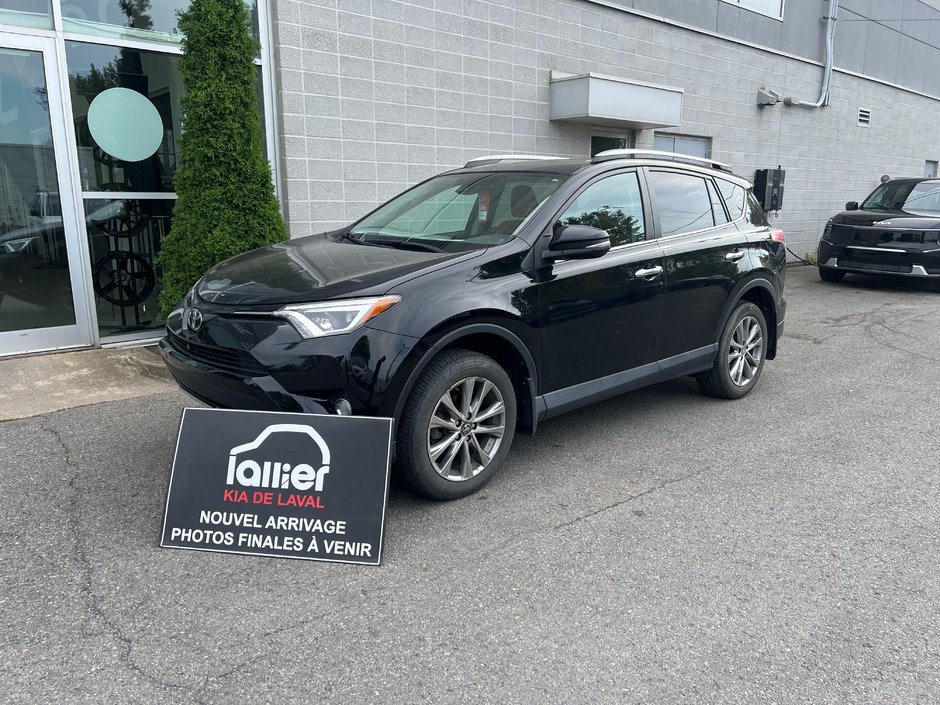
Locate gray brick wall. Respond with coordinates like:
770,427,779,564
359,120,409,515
272,0,940,258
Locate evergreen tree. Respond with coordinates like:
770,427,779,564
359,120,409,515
158,0,285,314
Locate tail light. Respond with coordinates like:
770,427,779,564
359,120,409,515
770,229,785,243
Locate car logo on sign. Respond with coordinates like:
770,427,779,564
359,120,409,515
187,307,203,332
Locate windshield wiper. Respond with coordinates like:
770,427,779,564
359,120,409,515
346,232,444,253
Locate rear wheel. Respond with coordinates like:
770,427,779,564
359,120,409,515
819,267,845,282
397,349,516,500
698,302,768,400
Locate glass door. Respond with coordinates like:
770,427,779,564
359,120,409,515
0,33,92,356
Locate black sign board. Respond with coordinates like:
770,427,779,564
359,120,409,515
161,408,392,565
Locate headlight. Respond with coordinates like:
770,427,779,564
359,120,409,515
2,236,38,254
275,295,401,339
822,220,833,240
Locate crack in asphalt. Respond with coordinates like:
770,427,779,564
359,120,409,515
36,417,206,703
185,469,721,698
551,465,713,531
816,302,937,362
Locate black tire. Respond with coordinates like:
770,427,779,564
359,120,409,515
397,348,516,500
819,267,845,282
698,302,768,400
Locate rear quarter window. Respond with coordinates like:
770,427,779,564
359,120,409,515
717,179,746,221
744,191,769,227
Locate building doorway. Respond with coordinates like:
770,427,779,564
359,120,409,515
0,33,93,356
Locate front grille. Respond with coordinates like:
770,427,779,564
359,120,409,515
837,258,913,273
168,332,265,375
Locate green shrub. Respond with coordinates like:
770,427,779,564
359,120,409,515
158,0,285,315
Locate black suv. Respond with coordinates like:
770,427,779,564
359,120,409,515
160,150,787,499
817,177,940,289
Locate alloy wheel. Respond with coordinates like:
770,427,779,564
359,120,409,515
728,314,764,386
427,376,506,481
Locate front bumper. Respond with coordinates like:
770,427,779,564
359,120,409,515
818,239,940,278
160,337,331,414
159,290,421,419
820,256,940,279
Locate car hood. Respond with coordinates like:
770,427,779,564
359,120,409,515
196,231,482,306
835,210,940,229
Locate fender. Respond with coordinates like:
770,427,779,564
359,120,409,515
714,275,781,360
388,322,540,435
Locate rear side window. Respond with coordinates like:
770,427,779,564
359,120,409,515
555,172,646,247
717,179,746,221
648,171,714,236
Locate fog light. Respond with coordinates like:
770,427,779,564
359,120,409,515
334,398,353,416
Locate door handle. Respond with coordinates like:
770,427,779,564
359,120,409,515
634,266,663,279
725,250,745,262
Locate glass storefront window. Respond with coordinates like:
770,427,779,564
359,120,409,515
66,41,182,192
66,41,183,336
84,197,172,335
0,47,74,333
0,1,52,30
1,1,273,347
60,1,260,45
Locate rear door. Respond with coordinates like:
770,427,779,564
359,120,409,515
647,168,751,359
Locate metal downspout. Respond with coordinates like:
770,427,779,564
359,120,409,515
784,0,839,107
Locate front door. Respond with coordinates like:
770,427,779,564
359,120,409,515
537,170,665,394
0,34,92,356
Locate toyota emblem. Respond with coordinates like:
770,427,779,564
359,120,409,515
187,307,203,332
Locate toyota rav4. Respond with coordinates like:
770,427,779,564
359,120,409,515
160,150,787,500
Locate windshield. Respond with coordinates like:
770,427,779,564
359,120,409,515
348,171,567,251
861,180,940,215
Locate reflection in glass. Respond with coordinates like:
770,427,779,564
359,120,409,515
85,197,173,335
648,171,715,236
60,0,260,44
66,41,182,192
0,48,75,333
556,173,645,246
0,1,52,30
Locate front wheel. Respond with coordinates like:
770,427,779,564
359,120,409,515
698,302,768,400
397,349,516,500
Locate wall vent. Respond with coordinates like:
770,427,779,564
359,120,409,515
857,108,872,128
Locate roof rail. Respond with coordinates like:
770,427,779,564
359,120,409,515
591,149,732,173
464,154,566,168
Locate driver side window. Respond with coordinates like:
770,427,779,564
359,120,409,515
555,172,646,247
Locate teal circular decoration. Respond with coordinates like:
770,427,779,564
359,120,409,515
87,87,163,163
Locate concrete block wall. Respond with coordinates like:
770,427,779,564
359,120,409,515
271,0,940,258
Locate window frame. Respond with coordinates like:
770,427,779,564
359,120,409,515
718,0,784,21
652,133,712,159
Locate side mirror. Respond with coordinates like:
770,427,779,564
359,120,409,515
845,201,859,211
546,224,611,260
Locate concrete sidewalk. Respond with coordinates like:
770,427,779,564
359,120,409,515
0,345,175,420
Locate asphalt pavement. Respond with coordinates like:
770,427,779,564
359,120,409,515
2,265,939,704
